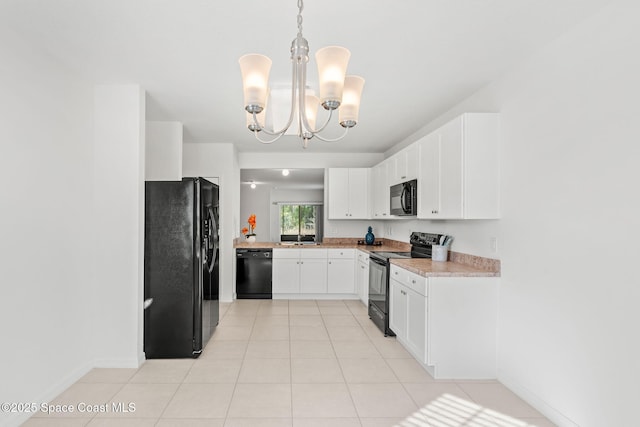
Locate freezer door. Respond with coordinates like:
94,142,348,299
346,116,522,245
144,180,197,358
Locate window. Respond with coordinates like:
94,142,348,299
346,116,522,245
280,204,321,242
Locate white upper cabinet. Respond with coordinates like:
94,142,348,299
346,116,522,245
389,142,419,186
327,168,370,219
371,160,390,219
418,113,500,219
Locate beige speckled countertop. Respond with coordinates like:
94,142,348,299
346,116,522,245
390,258,500,278
234,238,500,278
233,237,410,253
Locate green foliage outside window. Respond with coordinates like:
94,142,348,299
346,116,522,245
280,204,317,238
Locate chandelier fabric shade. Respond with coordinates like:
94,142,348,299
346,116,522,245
239,0,364,148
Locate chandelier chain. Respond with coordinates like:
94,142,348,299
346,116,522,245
297,0,304,35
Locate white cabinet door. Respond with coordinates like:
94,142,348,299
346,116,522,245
406,286,427,364
328,168,369,219
389,143,419,185
390,152,405,185
372,161,390,218
356,260,369,304
328,168,350,219
347,168,369,219
272,258,300,293
418,113,499,219
300,258,327,293
327,258,356,293
405,143,419,182
389,279,407,338
439,116,464,218
418,132,440,218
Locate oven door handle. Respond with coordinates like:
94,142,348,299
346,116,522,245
369,257,387,267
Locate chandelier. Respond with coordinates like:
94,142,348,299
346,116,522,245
239,0,365,148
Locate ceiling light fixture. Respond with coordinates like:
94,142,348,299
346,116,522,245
250,181,257,189
282,169,290,176
239,0,364,149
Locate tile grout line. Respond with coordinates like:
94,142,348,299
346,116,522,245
220,300,257,423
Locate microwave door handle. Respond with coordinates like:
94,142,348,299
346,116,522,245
400,185,407,213
410,185,416,210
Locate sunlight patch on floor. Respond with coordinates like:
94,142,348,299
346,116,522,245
396,393,537,427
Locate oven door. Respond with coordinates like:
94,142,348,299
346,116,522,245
368,257,387,313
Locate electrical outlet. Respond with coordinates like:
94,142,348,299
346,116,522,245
490,237,498,253
330,227,338,236
388,226,393,236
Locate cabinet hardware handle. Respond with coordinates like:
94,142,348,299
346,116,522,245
412,280,416,284
401,176,406,179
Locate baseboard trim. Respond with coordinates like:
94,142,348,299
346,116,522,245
93,357,142,369
273,293,359,300
2,360,94,427
498,372,579,427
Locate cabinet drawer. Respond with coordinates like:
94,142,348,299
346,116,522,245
406,272,427,297
300,248,328,259
390,265,427,296
273,248,301,259
327,248,355,259
356,250,369,263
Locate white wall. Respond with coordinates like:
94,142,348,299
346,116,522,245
240,183,271,242
146,121,183,180
240,153,384,241
380,3,640,425
0,27,95,427
92,85,146,367
240,185,325,243
183,142,239,302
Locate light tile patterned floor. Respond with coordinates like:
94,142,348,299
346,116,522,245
23,299,556,427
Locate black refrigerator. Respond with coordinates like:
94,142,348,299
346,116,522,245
144,178,219,358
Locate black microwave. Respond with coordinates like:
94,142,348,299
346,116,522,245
390,179,417,216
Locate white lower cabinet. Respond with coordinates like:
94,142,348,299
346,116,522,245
272,248,357,298
389,264,498,379
301,259,328,293
272,258,300,293
355,250,370,304
327,249,355,293
390,268,427,364
272,249,327,294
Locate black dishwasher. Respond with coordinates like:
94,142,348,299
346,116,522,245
236,249,273,299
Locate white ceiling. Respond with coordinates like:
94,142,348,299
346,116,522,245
2,0,607,154
241,168,324,190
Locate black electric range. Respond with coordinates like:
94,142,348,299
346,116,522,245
368,232,444,336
